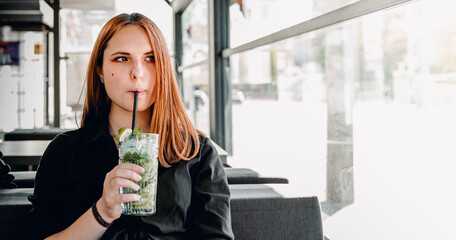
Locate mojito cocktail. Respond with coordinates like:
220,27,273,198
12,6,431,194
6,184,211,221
119,132,159,216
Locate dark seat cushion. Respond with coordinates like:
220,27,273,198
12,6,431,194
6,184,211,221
11,171,36,188
224,167,289,184
10,168,289,188
4,128,68,141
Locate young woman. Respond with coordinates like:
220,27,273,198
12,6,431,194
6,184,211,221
29,13,233,240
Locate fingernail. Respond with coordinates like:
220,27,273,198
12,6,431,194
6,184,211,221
135,194,141,200
139,166,145,172
135,184,140,190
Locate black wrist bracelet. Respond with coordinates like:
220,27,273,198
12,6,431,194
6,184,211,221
92,202,112,228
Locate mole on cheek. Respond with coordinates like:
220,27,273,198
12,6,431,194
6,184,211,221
112,73,114,76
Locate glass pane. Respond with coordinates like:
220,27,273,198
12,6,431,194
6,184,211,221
181,0,210,135
0,30,46,131
230,0,456,238
230,0,358,47
182,0,209,66
61,9,112,129
182,63,210,135
62,52,89,129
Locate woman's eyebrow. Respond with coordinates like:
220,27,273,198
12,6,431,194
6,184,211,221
110,51,130,56
110,51,154,56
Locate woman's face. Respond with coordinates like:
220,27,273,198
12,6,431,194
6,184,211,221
101,25,156,114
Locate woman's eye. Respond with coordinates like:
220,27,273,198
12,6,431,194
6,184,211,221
114,57,128,62
146,56,155,62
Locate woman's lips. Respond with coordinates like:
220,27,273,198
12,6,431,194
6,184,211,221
128,90,145,94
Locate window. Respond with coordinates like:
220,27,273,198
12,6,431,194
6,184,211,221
60,9,112,129
230,0,456,238
181,0,210,135
0,29,46,131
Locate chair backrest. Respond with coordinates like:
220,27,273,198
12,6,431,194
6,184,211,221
229,184,324,240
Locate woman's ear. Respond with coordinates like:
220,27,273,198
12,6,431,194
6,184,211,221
98,70,104,84
96,64,104,81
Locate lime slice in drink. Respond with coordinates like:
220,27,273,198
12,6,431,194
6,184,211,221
116,127,132,142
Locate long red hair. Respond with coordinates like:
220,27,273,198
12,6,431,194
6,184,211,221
81,13,201,167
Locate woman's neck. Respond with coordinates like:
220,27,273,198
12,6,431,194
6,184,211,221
108,105,151,137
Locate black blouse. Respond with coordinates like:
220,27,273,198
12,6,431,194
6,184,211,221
28,121,233,240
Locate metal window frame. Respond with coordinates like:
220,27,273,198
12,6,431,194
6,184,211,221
208,0,232,153
174,11,184,95
52,0,60,127
173,0,232,153
171,0,192,14
177,59,208,73
222,0,416,58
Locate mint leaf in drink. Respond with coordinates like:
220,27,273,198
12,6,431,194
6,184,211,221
132,152,141,161
124,152,132,160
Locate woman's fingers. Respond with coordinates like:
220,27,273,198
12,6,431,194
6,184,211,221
106,163,143,182
103,163,144,202
116,193,141,203
110,177,140,192
99,163,144,220
118,163,144,173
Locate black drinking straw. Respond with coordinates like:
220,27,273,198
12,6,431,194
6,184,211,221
132,91,139,130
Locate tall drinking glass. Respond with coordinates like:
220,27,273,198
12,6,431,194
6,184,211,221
119,133,159,216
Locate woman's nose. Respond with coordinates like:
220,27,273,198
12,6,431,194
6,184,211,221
130,61,143,80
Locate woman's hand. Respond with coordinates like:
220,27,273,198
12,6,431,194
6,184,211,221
96,163,144,222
